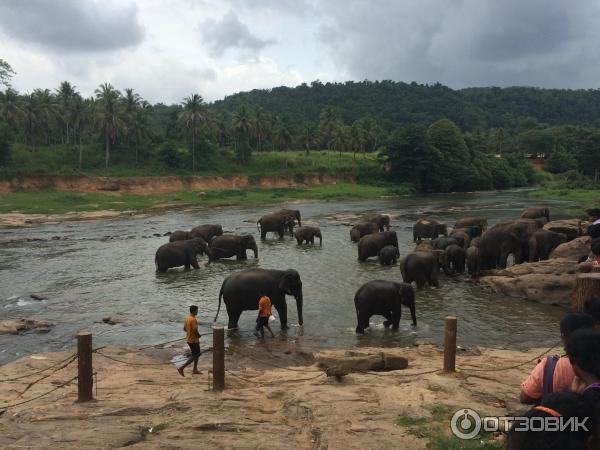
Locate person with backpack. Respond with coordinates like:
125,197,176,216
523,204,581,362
520,313,594,404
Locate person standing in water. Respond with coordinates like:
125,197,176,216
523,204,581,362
254,295,275,338
178,305,202,376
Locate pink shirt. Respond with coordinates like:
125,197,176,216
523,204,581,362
521,356,574,400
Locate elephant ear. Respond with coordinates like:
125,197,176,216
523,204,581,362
278,271,299,292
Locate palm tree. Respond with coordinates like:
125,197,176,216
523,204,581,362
55,81,76,144
301,122,317,156
232,104,252,163
350,120,366,159
0,87,24,131
32,88,57,145
129,103,151,165
318,106,342,150
178,94,207,171
21,93,38,151
94,83,122,169
252,108,269,152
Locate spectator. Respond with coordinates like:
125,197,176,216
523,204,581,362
584,298,600,330
520,313,594,404
577,238,600,272
586,208,600,239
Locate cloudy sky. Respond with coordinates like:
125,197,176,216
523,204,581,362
1,0,599,104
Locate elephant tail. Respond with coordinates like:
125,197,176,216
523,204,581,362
214,281,225,322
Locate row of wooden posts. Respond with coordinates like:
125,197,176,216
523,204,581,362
76,318,459,402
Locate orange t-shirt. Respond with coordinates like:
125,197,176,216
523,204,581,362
183,314,199,343
258,296,272,317
521,355,574,400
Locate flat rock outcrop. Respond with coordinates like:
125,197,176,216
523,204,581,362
544,219,584,241
0,318,53,335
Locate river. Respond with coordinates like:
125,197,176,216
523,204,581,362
0,190,580,364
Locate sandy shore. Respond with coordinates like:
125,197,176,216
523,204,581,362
0,342,557,449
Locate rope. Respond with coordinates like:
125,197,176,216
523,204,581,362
458,343,561,373
136,332,211,350
93,350,174,366
0,353,77,382
0,375,78,411
15,355,77,398
365,368,442,378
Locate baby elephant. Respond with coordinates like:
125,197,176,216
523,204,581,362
354,280,416,334
378,245,399,265
294,226,322,245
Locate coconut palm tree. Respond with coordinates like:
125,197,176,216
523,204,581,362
55,81,77,144
21,93,39,151
32,88,57,145
301,122,317,156
178,94,207,171
0,87,24,131
232,104,252,164
94,83,122,169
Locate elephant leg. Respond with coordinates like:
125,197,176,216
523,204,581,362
390,309,400,330
274,303,288,330
356,310,370,333
383,311,394,328
191,257,200,269
225,304,241,330
184,263,191,271
261,230,267,240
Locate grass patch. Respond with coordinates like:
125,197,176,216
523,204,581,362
0,183,401,215
529,188,600,210
396,404,502,450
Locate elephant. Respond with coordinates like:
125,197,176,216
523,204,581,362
479,227,522,270
453,225,482,239
444,244,466,274
470,237,482,248
276,208,302,227
294,226,322,245
350,222,379,242
433,236,459,250
214,268,303,330
466,246,481,277
529,230,568,262
400,251,447,289
364,214,391,232
257,213,295,239
155,238,208,273
208,235,258,263
378,245,400,265
169,230,191,242
491,219,538,263
413,218,447,242
190,224,223,242
454,217,488,233
357,231,399,262
354,280,416,334
521,207,550,222
414,240,433,252
449,230,471,248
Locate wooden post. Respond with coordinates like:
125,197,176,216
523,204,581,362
212,326,225,391
77,331,93,402
572,273,600,312
443,316,457,373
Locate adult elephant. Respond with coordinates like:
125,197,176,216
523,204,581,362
350,222,379,242
479,227,522,270
215,268,303,330
413,218,447,242
190,224,223,242
529,230,568,262
491,219,538,263
208,235,258,263
276,208,302,227
444,244,466,274
364,214,391,232
400,251,447,289
155,238,207,273
358,231,398,262
521,207,550,222
454,217,488,233
354,280,416,334
169,230,191,242
294,226,322,245
257,213,295,239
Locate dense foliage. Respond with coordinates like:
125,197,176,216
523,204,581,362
1,57,600,192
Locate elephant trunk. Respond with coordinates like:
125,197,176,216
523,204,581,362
295,291,304,326
318,233,322,246
252,244,258,259
409,298,417,326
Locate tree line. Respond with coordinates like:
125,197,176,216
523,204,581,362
1,57,600,192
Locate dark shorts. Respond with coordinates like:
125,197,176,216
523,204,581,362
256,316,269,327
188,342,201,356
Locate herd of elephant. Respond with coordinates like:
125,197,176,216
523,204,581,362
150,205,561,336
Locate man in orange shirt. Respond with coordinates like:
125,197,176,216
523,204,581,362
178,305,202,377
520,313,594,404
254,295,275,338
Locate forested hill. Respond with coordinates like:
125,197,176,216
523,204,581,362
212,81,600,130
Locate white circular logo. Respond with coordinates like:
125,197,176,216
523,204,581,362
451,408,481,440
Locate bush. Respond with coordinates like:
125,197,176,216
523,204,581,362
0,124,10,167
159,141,186,168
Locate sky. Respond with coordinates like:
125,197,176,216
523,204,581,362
1,0,600,104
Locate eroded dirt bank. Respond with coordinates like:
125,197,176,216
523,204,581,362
0,343,552,449
0,174,355,195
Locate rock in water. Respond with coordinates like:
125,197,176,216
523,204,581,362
544,219,583,241
30,294,48,301
315,350,409,377
0,318,53,335
550,236,590,261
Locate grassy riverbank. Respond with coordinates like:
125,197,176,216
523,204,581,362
0,183,408,215
529,188,600,209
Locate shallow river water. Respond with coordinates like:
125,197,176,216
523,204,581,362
0,190,581,364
